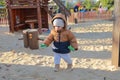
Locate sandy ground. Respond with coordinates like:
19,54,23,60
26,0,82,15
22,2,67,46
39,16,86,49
0,20,120,80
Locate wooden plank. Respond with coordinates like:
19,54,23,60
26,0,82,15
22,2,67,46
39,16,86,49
10,5,37,9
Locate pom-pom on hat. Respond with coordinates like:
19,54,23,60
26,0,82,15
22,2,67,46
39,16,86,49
53,19,64,27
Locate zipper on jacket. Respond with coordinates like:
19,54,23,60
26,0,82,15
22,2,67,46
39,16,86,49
58,32,61,53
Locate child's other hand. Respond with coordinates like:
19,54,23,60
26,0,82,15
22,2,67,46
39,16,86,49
40,44,47,48
68,45,75,51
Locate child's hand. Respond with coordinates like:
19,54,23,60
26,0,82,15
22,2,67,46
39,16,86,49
40,44,47,48
68,45,75,51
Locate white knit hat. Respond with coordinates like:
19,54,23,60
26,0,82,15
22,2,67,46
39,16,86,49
53,19,64,27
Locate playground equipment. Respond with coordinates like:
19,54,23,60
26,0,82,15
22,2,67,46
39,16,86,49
5,0,71,33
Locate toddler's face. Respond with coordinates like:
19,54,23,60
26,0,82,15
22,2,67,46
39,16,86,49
54,26,63,33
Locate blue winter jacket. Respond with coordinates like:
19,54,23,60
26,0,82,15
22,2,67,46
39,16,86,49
52,41,70,54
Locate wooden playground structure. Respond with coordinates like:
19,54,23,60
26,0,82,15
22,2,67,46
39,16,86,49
5,0,71,33
5,0,49,33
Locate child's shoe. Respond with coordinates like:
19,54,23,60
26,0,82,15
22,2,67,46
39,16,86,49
66,64,73,71
54,64,60,72
54,68,59,72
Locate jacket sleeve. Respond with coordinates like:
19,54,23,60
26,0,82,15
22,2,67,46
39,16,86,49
68,31,78,50
43,30,54,46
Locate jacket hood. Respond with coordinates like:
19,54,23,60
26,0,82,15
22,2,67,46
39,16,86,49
51,13,67,29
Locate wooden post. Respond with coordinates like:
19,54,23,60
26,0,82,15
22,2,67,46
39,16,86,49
112,0,120,67
23,29,29,48
6,0,14,32
37,0,42,33
28,29,39,49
